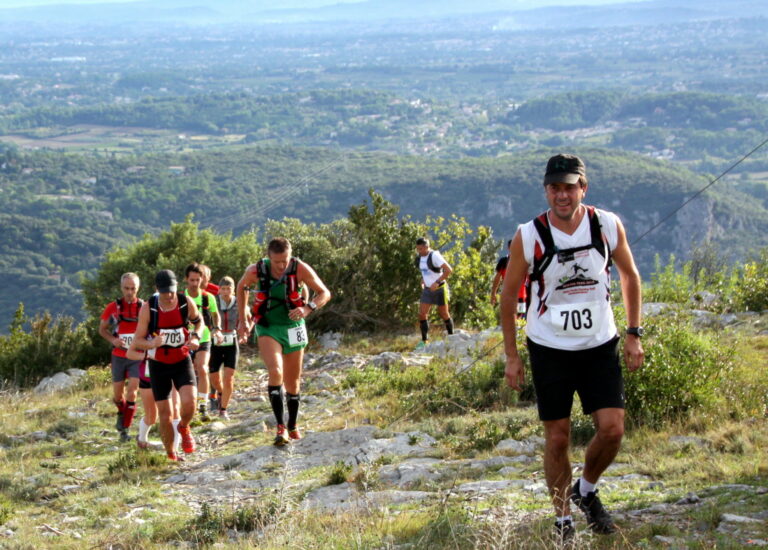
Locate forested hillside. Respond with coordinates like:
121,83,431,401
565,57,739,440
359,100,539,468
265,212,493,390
1,144,766,330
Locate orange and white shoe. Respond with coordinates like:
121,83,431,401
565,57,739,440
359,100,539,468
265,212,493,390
288,427,302,441
167,452,185,462
273,424,290,446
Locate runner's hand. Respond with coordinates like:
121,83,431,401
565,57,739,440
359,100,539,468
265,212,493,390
188,336,200,351
490,294,497,306
504,355,525,391
624,336,644,372
237,322,250,345
288,306,309,321
429,282,440,291
113,336,126,349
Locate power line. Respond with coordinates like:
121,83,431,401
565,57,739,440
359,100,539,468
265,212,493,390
630,135,768,246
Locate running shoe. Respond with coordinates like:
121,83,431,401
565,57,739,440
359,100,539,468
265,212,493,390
209,394,219,413
115,411,125,431
136,435,150,450
554,519,575,544
414,341,426,351
288,427,302,440
167,452,185,462
178,425,196,454
198,402,211,421
118,428,130,442
571,480,616,534
219,409,230,420
273,424,290,446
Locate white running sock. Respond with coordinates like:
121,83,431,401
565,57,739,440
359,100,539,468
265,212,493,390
556,515,573,524
579,476,597,496
172,418,181,452
138,417,151,442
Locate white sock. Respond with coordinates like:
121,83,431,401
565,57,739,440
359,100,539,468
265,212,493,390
138,417,152,442
556,515,573,524
579,476,597,496
172,418,181,452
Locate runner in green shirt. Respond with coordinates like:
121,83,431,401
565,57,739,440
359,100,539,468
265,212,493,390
185,263,221,421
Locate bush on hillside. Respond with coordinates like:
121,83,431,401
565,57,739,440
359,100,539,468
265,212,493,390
0,304,98,388
624,311,735,428
733,247,768,312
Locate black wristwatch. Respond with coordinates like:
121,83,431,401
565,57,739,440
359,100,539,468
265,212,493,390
626,326,644,337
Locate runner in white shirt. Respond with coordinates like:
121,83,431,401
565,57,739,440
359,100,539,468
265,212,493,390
414,237,454,350
500,153,645,542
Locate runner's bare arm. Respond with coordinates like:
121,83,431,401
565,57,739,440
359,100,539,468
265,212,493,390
500,230,530,390
236,264,259,341
130,302,158,351
490,271,503,306
611,219,644,372
298,260,331,310
98,316,123,349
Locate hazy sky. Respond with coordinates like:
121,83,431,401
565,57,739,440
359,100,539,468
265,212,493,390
0,0,632,8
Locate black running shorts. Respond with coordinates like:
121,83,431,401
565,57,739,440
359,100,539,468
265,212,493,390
148,357,195,402
420,285,448,306
527,336,624,421
210,344,239,373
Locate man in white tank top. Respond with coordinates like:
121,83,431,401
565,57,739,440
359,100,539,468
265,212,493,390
500,154,645,541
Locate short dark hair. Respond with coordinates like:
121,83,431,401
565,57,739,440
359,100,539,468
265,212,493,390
267,237,292,255
416,237,429,246
185,262,203,278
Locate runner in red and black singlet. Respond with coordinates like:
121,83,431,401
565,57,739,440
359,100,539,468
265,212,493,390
130,270,203,462
490,240,529,318
98,272,143,442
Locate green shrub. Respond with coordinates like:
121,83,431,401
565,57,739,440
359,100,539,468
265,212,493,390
345,352,516,419
733,248,768,312
183,499,284,545
107,450,165,476
327,460,352,485
624,312,735,428
0,304,99,388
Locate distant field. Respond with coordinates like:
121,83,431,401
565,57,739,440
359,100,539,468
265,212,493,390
0,125,245,152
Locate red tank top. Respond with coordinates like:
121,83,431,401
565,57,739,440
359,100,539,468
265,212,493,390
151,300,190,364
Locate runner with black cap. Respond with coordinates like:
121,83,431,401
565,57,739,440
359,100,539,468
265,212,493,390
129,269,204,462
500,153,645,541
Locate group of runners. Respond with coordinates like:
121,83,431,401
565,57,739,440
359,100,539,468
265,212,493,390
99,238,330,461
99,153,645,540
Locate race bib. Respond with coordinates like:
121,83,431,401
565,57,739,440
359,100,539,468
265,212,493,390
118,333,134,347
549,301,602,337
219,332,236,347
159,328,186,348
287,325,308,347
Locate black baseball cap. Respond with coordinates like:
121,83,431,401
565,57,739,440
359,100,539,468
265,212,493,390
155,269,178,293
543,154,586,186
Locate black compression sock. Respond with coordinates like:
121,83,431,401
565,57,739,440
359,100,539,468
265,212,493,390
444,317,454,335
286,392,300,430
419,320,429,341
267,385,285,426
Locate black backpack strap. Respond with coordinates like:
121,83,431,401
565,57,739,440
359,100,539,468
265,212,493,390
148,295,160,335
179,292,189,325
586,206,612,267
530,212,557,283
